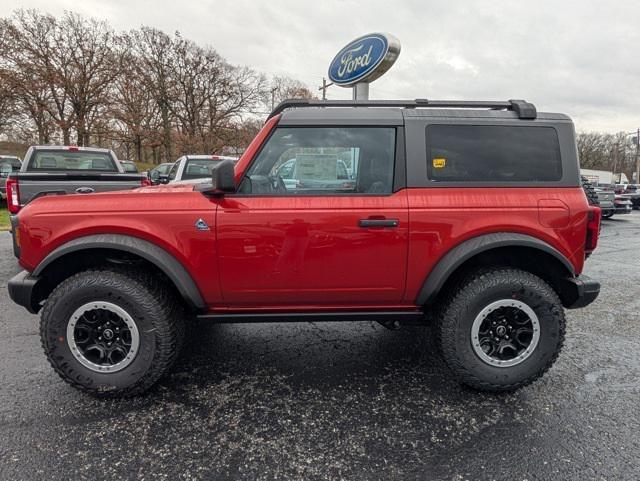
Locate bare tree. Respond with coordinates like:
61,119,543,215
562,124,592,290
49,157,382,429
577,131,636,179
0,10,76,143
55,13,120,146
0,9,313,160
125,27,177,161
267,75,317,110
110,47,161,161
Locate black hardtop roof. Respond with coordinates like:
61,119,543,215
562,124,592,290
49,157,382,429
272,99,571,123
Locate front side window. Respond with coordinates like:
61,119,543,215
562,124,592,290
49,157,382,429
426,125,562,182
239,127,396,195
29,151,118,172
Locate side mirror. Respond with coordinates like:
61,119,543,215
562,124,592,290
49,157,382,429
196,160,236,196
158,173,170,184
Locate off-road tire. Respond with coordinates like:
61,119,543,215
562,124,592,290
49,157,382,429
581,175,599,206
40,268,185,397
435,268,565,391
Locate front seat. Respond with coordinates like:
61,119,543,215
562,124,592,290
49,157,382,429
360,155,392,194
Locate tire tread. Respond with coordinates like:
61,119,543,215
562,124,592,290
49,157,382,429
434,267,566,392
40,268,185,398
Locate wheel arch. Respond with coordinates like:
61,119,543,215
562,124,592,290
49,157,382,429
417,232,576,307
32,234,205,312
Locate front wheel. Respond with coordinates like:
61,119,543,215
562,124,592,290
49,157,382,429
40,269,185,397
436,268,565,391
601,211,614,219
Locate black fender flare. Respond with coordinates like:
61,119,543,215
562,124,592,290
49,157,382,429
34,234,206,311
415,232,575,306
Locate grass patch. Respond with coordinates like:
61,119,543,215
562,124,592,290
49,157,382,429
0,206,10,231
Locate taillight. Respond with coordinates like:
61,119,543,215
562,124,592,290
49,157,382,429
585,206,601,253
141,177,151,187
6,176,20,214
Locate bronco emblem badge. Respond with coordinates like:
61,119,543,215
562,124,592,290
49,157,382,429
195,218,209,231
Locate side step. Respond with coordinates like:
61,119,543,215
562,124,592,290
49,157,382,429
196,310,426,324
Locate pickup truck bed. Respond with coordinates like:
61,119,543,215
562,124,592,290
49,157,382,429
6,145,147,213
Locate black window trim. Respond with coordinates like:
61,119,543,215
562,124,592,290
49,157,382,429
230,125,406,198
403,118,579,189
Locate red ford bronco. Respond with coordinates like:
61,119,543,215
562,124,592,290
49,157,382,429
8,99,601,397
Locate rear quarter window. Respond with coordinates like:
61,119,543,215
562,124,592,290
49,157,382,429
28,151,118,172
426,125,562,182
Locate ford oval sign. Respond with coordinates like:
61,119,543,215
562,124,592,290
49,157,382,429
328,33,401,87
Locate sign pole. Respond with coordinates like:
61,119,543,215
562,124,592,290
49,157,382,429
636,127,640,184
352,83,369,101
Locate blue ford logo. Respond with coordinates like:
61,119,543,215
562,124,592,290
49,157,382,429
328,33,400,86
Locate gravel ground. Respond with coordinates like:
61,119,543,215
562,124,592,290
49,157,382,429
0,214,639,481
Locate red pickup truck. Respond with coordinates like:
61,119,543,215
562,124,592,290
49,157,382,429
8,99,601,397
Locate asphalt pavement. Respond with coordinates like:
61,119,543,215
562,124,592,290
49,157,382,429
0,214,639,481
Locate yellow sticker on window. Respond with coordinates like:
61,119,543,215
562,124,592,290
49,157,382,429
433,158,446,168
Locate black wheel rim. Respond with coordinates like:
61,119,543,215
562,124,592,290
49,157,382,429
471,299,540,367
67,302,140,373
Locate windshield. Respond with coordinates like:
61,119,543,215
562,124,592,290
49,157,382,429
182,159,221,180
29,150,118,172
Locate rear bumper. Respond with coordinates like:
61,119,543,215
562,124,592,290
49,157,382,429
8,270,41,314
614,205,632,214
559,275,600,309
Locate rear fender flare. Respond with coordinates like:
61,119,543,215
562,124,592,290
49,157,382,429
416,232,575,306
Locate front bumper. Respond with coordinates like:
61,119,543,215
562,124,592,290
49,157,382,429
559,275,600,309
8,270,41,314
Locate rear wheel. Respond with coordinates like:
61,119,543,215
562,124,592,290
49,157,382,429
436,268,565,391
40,269,185,397
601,210,614,219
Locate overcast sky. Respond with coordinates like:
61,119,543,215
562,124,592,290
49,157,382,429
2,0,639,132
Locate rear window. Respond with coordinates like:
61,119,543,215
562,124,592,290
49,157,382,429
426,125,562,182
121,162,138,173
0,159,21,176
183,159,220,180
29,150,118,172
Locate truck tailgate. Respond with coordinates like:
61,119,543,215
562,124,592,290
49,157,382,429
15,173,142,205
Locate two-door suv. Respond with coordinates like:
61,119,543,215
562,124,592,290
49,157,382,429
8,99,601,397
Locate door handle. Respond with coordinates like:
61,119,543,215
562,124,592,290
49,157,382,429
358,218,399,228
76,187,95,194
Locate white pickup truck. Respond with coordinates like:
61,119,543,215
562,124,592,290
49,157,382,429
155,155,238,184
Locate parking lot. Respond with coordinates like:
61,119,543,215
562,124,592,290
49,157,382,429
0,214,638,481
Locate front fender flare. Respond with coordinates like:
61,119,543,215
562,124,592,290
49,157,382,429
34,234,206,311
415,232,575,306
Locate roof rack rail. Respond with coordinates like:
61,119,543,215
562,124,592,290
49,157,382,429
268,98,537,120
